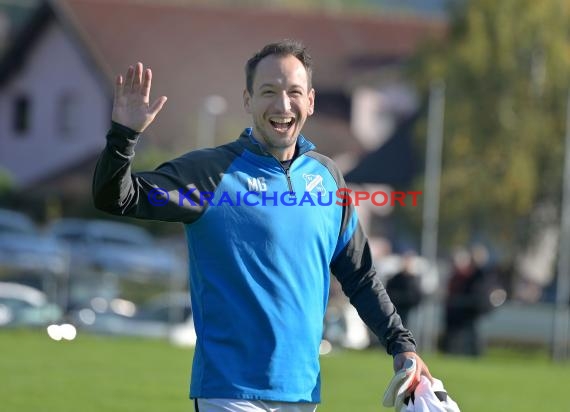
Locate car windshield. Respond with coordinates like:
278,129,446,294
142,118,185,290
0,297,37,310
88,221,154,246
0,211,36,235
0,283,47,306
94,233,151,247
54,231,87,243
50,220,154,247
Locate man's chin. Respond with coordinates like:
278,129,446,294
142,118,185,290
274,136,298,148
254,127,298,150
266,130,297,144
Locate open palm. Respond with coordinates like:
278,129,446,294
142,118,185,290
112,62,167,133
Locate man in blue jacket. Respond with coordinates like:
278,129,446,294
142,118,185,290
93,40,432,412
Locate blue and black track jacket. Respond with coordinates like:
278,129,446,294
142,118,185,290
92,122,416,403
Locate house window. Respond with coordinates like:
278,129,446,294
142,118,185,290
13,95,30,135
57,92,78,137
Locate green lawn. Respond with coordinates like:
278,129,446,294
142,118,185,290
0,329,568,411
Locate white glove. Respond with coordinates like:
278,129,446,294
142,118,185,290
383,358,460,412
382,357,416,410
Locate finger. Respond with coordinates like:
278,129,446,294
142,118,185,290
141,68,152,102
114,74,123,103
132,62,143,92
150,96,167,116
409,373,421,393
421,365,434,382
125,65,134,91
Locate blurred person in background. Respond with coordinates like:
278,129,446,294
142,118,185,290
386,251,423,326
92,40,432,412
441,245,494,356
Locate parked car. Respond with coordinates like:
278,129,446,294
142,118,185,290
0,233,69,275
323,301,371,350
47,218,184,280
479,300,557,347
69,292,196,346
0,282,63,327
0,210,69,301
0,208,36,235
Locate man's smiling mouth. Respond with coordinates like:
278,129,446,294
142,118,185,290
269,117,295,132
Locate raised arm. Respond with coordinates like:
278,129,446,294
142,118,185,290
92,63,203,223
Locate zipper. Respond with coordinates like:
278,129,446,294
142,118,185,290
285,167,296,198
269,154,296,198
245,132,302,197
255,144,297,197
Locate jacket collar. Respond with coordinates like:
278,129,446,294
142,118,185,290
238,127,316,160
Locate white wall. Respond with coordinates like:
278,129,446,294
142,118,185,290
0,21,109,186
351,83,418,152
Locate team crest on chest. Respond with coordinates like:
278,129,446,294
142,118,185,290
303,174,326,196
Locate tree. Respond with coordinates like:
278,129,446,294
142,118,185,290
0,167,13,196
410,0,570,261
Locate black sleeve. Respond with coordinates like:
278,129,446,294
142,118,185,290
306,152,417,355
331,222,417,355
92,122,235,223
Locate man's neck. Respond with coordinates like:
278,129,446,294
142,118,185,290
268,147,295,162
250,133,297,161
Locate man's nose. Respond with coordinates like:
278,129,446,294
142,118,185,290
274,91,291,112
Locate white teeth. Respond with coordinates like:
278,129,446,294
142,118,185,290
270,118,293,124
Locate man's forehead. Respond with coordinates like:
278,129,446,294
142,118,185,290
253,55,309,88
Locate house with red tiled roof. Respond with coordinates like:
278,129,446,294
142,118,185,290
0,0,444,195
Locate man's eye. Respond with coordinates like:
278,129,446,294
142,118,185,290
290,91,303,97
262,91,274,96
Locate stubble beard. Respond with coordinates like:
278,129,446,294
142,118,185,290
253,122,298,154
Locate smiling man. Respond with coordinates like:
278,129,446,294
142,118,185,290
93,40,432,412
244,50,314,161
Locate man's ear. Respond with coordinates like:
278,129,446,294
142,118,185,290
243,89,252,114
308,88,315,116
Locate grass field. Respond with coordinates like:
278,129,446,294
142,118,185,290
1,329,568,411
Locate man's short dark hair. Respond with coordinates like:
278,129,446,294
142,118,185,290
245,39,313,94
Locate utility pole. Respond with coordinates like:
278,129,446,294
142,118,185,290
419,80,445,352
552,89,570,361
196,95,227,149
